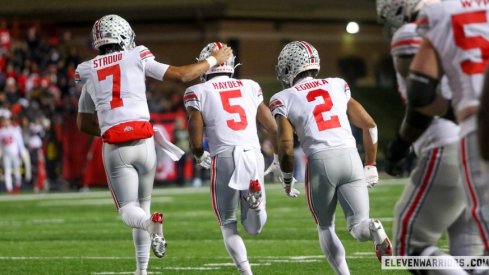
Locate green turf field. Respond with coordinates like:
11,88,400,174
0,178,426,274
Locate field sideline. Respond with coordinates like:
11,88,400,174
0,179,430,274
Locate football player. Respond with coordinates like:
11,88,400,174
185,42,279,275
0,113,29,194
377,0,483,267
383,0,489,256
270,41,392,274
75,15,232,275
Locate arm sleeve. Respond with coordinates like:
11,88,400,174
78,81,96,114
139,46,169,80
183,87,201,111
252,80,264,106
269,95,287,118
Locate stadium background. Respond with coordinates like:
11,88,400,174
0,0,404,190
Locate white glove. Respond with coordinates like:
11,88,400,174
280,172,300,198
364,165,379,188
195,151,211,169
264,154,280,176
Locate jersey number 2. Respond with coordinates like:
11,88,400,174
97,64,123,109
306,89,340,131
452,10,489,75
219,89,248,131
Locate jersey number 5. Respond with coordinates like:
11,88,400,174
97,64,123,109
219,89,248,131
452,10,489,75
306,89,340,131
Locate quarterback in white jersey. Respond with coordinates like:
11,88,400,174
378,2,483,268
271,41,392,274
383,0,489,255
185,42,279,275
0,115,28,194
75,15,232,275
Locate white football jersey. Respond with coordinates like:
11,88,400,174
184,75,263,156
270,77,356,157
391,24,460,155
76,45,169,134
417,1,489,136
0,125,24,156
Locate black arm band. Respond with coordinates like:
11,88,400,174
405,107,433,130
406,71,439,108
442,101,457,123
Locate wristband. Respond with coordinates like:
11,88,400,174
205,56,217,68
364,163,376,166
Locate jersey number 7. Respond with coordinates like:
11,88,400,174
307,89,340,131
97,64,123,109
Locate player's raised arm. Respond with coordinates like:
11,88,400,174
163,46,233,83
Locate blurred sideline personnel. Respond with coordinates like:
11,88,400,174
185,42,279,275
377,0,483,267
384,0,489,256
75,15,232,275
0,112,30,194
270,41,392,274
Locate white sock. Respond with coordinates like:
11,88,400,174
350,219,371,242
242,205,267,236
221,223,252,275
118,202,149,230
133,199,151,272
133,228,150,272
318,225,350,275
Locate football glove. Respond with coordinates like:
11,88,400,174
384,133,411,176
264,154,280,176
364,165,379,188
194,151,211,169
280,172,300,198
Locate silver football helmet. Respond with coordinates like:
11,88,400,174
376,0,439,30
198,42,236,82
92,14,135,51
276,41,320,87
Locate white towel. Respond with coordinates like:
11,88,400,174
229,146,259,190
153,127,185,161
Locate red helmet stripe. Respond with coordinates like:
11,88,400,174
215,42,223,49
299,41,315,63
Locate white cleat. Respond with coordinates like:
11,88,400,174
148,212,167,258
369,219,393,262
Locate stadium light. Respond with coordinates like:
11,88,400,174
346,22,359,34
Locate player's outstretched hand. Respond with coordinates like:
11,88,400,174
280,175,300,198
211,46,233,65
194,151,211,169
264,154,280,176
364,165,379,188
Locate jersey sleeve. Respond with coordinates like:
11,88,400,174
74,61,90,86
250,80,264,106
269,94,287,118
390,23,421,56
183,86,201,111
78,80,96,114
139,45,169,81
338,78,351,101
